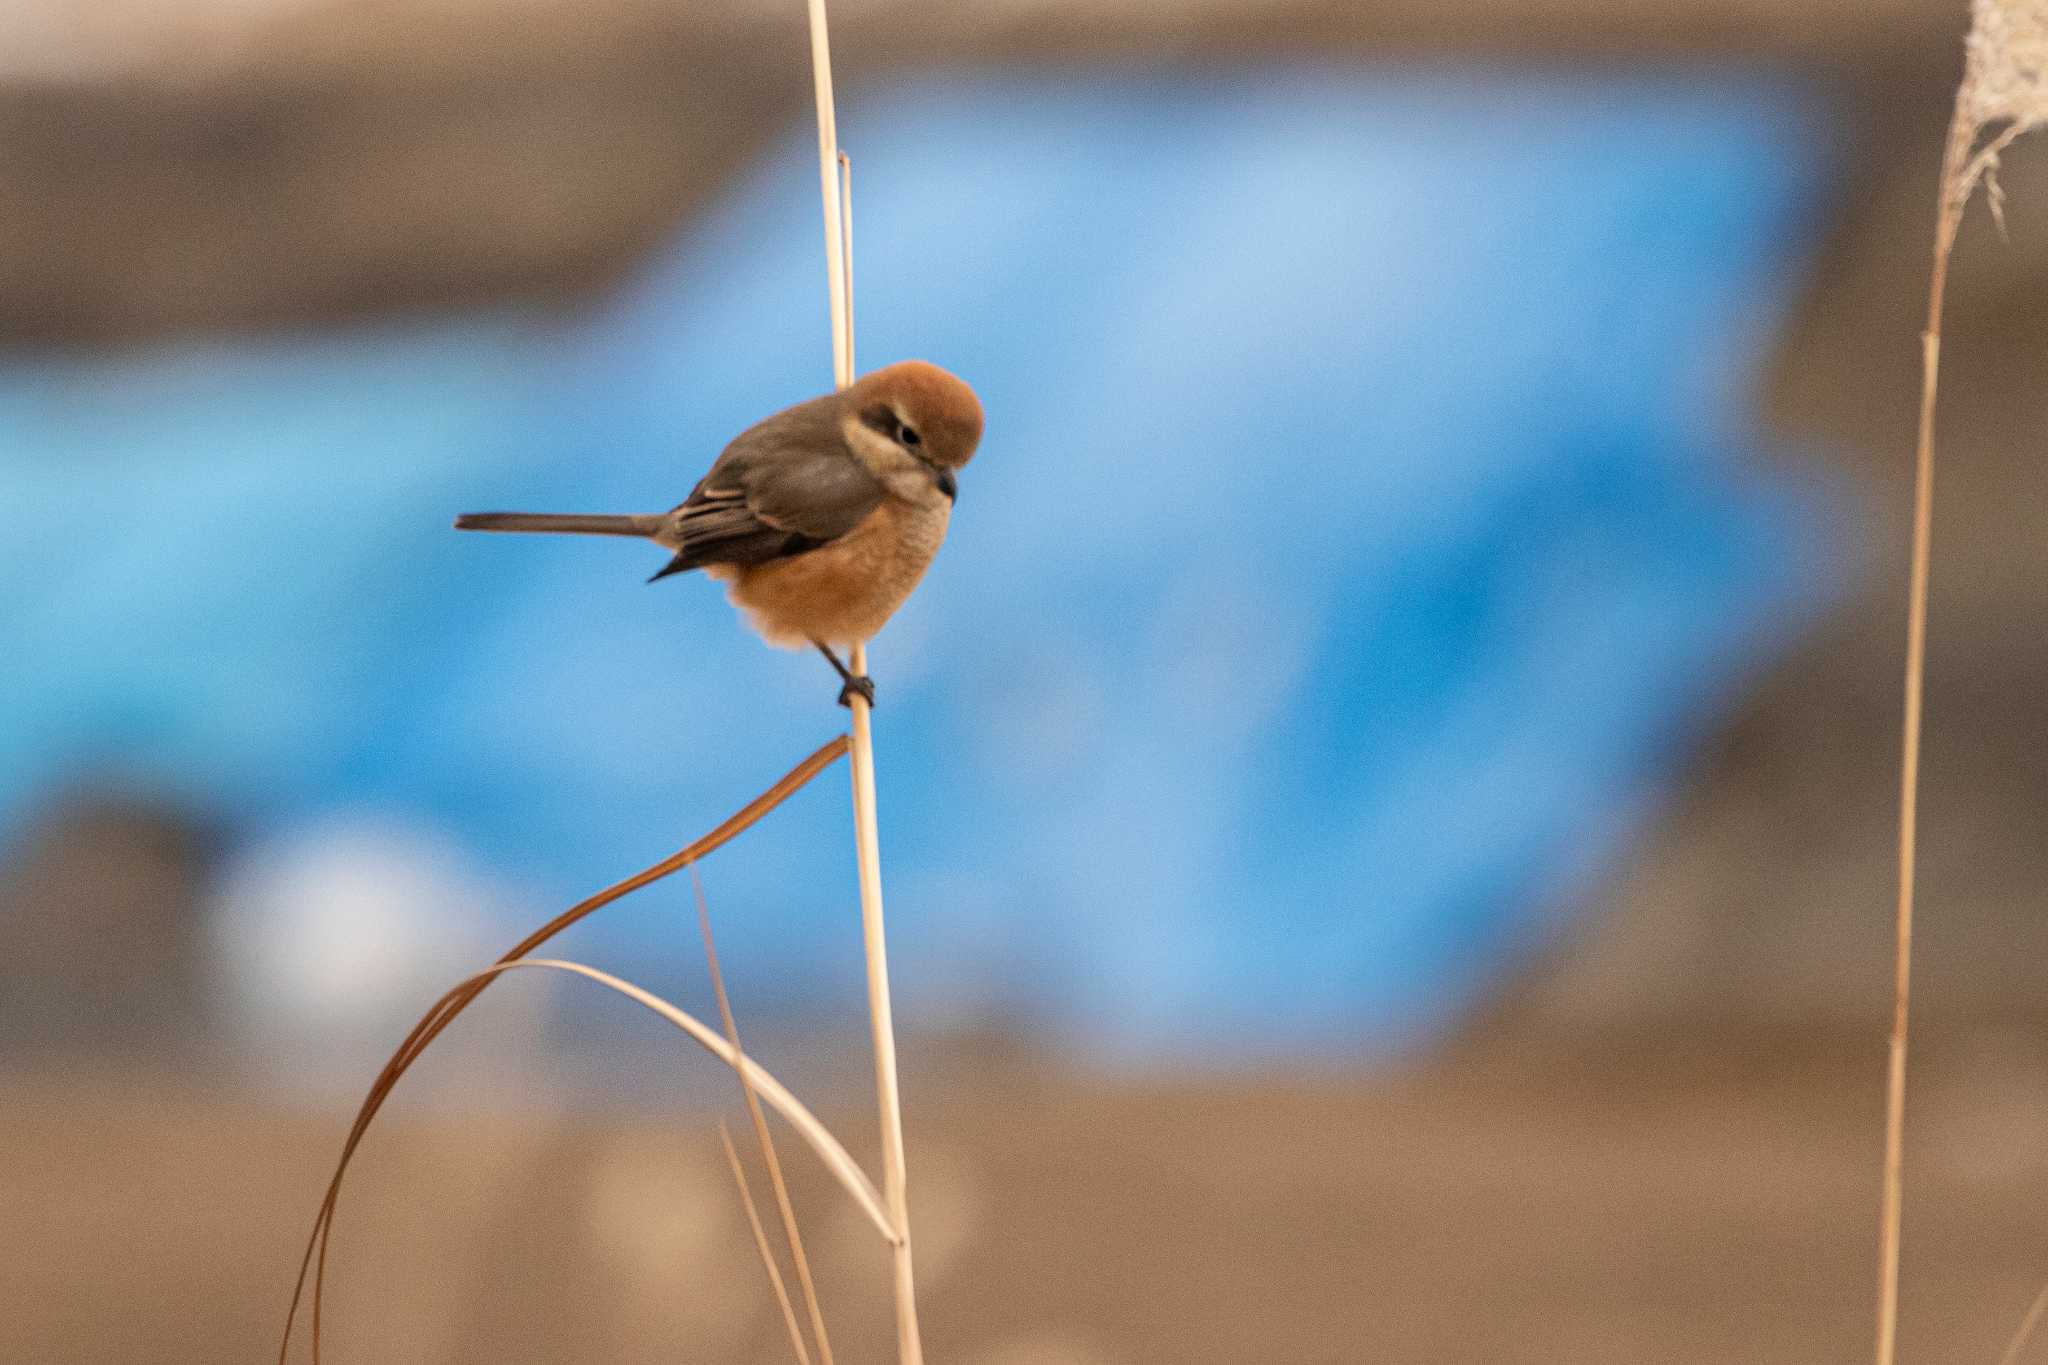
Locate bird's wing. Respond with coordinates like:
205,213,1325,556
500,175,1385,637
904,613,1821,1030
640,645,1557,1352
655,397,884,575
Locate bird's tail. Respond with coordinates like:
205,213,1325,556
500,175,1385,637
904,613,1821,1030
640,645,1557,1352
453,512,662,537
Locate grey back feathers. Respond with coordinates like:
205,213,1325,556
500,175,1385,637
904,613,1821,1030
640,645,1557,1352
644,394,884,580
454,388,905,582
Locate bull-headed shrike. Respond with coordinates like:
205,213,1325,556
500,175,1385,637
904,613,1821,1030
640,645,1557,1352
457,360,984,707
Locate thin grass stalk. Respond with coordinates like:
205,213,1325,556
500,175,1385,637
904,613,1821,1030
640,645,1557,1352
1999,1278,2048,1365
720,1121,814,1365
1876,87,1981,1365
846,637,920,1362
695,867,837,1365
279,736,850,1364
803,3,924,1359
1879,5,2048,1353
838,151,855,370
467,958,890,1227
808,0,851,394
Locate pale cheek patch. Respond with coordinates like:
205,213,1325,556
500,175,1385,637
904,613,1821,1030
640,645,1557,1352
841,413,920,483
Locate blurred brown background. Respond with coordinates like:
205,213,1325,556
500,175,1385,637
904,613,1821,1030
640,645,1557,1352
8,1,2048,1362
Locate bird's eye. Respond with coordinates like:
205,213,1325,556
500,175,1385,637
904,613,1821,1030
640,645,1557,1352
899,425,922,447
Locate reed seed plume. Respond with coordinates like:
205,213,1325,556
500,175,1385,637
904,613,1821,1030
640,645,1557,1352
1957,0,2048,227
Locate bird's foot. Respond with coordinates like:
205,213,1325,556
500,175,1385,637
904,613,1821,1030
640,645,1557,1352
837,674,877,709
814,640,877,710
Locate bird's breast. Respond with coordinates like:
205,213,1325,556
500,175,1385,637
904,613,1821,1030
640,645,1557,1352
717,498,951,648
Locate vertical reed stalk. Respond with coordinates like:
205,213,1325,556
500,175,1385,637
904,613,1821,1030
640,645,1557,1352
846,642,920,1364
804,3,924,1360
1875,4,2042,1340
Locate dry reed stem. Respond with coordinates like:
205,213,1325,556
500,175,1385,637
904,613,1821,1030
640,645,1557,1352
837,150,854,370
720,1121,814,1365
450,957,891,1226
845,646,921,1364
1880,6,2048,1363
279,735,850,1364
1878,92,1965,1365
694,866,837,1365
808,0,850,396
804,2,925,1360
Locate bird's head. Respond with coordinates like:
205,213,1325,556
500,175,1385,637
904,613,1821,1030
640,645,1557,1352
848,361,984,473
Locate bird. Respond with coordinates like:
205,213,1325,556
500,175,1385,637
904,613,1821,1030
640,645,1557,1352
454,360,984,708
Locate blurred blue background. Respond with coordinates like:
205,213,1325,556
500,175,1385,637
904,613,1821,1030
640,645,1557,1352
36,5,2048,1358
3,68,1833,1061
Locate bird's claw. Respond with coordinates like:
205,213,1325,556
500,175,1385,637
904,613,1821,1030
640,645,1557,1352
836,675,877,710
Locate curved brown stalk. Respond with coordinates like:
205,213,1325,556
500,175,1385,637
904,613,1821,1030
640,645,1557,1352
279,734,850,1364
